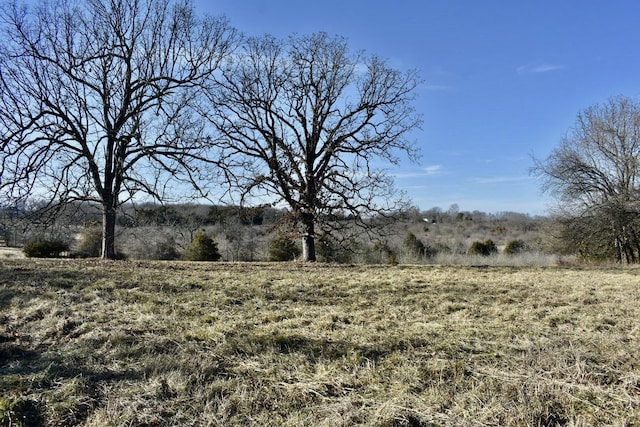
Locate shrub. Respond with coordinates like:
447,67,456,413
365,241,397,264
75,226,102,258
316,236,354,263
24,239,69,258
269,236,301,261
423,243,440,258
468,239,498,256
504,239,528,255
183,230,221,261
404,232,425,255
404,232,441,261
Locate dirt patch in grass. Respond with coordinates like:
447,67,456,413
1,259,640,425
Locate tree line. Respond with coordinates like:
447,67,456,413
1,200,547,263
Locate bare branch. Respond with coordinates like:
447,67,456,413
206,32,422,261
0,0,238,258
532,95,640,263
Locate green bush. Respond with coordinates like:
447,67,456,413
268,236,301,261
504,239,527,255
183,230,221,261
23,239,69,258
468,239,498,256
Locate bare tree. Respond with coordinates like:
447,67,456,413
207,33,422,261
0,0,237,258
533,96,640,263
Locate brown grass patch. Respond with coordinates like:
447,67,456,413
1,259,640,425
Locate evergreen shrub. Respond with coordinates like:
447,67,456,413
184,230,221,261
24,239,69,258
469,239,498,256
269,236,301,261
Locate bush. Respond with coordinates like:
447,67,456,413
24,239,69,258
402,232,440,261
468,239,498,256
504,239,528,255
365,241,397,265
75,226,102,258
316,235,355,263
269,236,301,261
404,232,425,255
183,230,221,261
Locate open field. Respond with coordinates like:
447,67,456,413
1,260,640,426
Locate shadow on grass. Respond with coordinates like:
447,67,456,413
0,287,15,311
225,330,432,363
0,263,120,313
0,338,143,426
1,339,144,384
1,265,113,289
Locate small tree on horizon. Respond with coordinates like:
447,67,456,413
183,230,221,261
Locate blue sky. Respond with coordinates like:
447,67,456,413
196,0,640,215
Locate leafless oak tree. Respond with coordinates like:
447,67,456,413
0,0,237,258
533,96,640,263
207,33,422,261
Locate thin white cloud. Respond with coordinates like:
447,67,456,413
471,176,531,185
424,165,443,175
393,165,443,179
517,63,564,74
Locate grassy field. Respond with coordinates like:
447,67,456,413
1,259,640,426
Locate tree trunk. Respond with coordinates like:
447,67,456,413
302,234,316,262
301,214,316,262
102,204,117,260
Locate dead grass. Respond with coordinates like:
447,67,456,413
1,259,640,426
0,247,24,260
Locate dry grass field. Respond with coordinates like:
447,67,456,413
1,259,640,426
0,248,24,260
